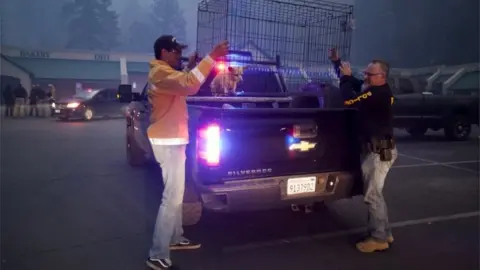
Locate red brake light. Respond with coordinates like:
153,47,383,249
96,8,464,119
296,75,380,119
216,62,226,71
198,124,221,166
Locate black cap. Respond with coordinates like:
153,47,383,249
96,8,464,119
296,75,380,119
154,35,188,59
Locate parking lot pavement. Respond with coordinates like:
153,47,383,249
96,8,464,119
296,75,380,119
1,118,478,270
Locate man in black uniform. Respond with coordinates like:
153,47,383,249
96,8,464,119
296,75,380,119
330,49,397,253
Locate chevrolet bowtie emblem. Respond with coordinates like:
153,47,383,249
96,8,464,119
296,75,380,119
289,141,317,152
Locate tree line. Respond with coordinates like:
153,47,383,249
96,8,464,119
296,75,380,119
2,0,187,53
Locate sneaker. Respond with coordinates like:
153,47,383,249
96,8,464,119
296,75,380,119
356,237,389,253
170,239,201,250
146,258,172,270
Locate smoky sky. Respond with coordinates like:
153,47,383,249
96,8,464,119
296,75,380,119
351,0,479,68
1,0,477,68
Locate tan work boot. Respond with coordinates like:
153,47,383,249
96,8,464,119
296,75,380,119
387,235,394,244
356,238,389,253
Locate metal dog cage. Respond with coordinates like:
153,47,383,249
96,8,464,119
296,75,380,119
197,0,355,92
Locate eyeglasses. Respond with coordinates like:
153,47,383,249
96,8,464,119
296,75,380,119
363,71,383,77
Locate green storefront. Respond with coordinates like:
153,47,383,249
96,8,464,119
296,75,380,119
1,49,151,99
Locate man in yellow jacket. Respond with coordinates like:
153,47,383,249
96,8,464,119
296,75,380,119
146,35,228,270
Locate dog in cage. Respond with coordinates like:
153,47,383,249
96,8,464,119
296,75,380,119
210,66,247,96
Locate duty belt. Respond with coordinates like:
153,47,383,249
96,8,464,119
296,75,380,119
362,138,395,154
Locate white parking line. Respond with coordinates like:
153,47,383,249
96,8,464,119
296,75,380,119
393,160,479,169
222,211,480,253
397,153,478,174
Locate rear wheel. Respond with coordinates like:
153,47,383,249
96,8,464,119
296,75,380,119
444,115,471,141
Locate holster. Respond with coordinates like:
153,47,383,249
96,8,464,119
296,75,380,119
362,138,395,162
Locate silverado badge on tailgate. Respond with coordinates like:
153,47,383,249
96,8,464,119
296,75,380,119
227,168,273,177
289,141,317,152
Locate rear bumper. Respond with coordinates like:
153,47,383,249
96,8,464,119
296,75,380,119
198,171,362,213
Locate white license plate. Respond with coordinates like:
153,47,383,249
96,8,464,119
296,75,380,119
287,176,316,195
55,109,60,113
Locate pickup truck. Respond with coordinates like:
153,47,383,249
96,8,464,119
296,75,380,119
389,76,479,141
116,59,363,226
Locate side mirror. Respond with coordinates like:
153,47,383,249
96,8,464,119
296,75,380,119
132,92,141,101
117,84,133,103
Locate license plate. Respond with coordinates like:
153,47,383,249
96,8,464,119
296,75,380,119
55,109,60,113
287,176,316,195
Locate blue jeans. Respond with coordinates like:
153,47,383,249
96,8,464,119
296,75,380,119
361,148,398,241
149,144,187,260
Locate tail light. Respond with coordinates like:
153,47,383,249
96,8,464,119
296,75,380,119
197,124,221,166
216,62,226,71
216,62,236,72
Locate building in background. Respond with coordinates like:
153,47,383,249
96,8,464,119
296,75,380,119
0,54,33,94
0,46,151,99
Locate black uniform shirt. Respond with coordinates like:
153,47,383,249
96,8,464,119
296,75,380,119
340,75,394,141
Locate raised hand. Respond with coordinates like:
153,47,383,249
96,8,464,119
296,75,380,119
187,51,198,70
209,40,229,60
339,61,352,76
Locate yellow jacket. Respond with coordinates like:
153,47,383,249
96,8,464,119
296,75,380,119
147,56,215,143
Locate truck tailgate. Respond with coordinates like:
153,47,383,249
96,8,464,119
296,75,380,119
191,107,361,183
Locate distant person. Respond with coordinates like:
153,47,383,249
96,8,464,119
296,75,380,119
3,85,15,117
47,84,56,117
37,85,47,117
29,84,44,117
47,84,56,99
13,83,27,117
145,35,228,270
14,83,27,100
2,85,15,117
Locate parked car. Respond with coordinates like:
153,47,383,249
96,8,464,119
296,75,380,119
390,76,479,140
53,88,123,121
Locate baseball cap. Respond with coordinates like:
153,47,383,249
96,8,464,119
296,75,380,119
154,35,188,55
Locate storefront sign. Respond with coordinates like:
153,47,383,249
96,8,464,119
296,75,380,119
94,54,110,61
19,50,50,58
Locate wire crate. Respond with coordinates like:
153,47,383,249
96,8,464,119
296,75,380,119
197,0,354,92
197,0,354,65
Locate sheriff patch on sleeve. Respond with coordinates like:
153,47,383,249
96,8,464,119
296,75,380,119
344,91,373,106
